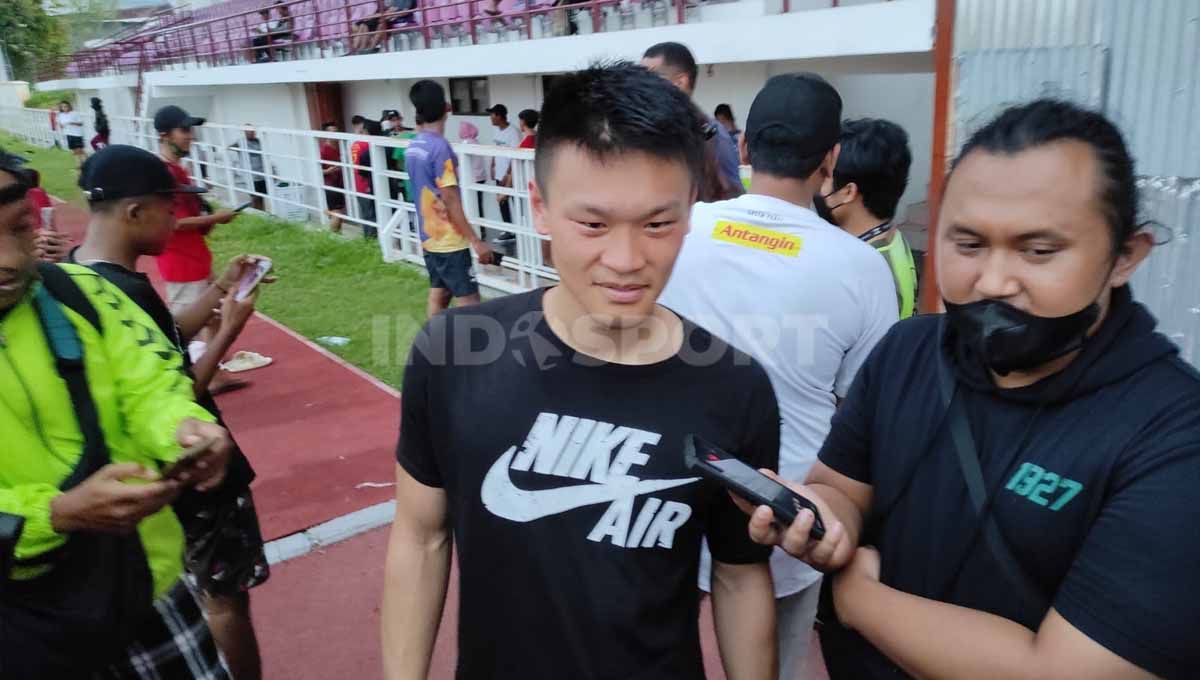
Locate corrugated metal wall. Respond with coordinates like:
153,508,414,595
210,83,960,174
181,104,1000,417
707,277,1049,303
953,0,1200,365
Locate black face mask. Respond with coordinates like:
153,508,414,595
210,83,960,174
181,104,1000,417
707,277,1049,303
943,298,1101,375
813,192,839,224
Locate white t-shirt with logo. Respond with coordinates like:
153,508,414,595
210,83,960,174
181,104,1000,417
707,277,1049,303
58,111,84,137
492,123,520,181
660,193,899,597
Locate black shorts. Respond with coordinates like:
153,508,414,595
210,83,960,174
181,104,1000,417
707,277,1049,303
179,486,270,596
66,135,84,150
253,178,267,196
424,249,478,297
325,188,345,211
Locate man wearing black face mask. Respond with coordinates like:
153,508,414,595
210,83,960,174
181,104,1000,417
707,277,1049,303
739,99,1200,680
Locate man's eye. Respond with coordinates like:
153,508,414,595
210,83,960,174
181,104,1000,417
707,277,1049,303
955,241,983,252
576,221,605,230
646,221,673,231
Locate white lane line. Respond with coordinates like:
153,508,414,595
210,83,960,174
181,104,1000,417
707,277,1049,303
263,500,396,565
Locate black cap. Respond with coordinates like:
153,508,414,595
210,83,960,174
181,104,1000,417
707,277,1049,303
80,145,207,202
746,73,841,157
485,104,507,117
154,105,206,133
381,109,400,119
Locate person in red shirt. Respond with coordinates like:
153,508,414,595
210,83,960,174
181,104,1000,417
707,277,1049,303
25,169,69,263
319,121,345,233
153,105,242,392
517,108,538,149
349,115,379,239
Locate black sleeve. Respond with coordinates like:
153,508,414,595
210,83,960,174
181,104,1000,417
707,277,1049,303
395,319,445,488
1052,425,1200,679
706,364,779,565
816,341,878,484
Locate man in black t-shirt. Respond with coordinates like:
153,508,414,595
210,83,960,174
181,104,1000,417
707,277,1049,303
71,145,270,680
742,101,1200,679
382,62,780,680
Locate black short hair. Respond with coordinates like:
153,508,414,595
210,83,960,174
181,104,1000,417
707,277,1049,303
518,109,539,130
953,99,1138,256
409,80,447,125
321,121,338,130
714,103,732,120
643,42,698,91
535,61,707,195
832,118,912,221
364,119,384,136
350,115,366,126
747,131,827,181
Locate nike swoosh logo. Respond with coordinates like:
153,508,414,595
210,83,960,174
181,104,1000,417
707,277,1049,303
481,446,700,522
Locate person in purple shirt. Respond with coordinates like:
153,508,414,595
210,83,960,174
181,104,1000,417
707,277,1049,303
643,42,744,200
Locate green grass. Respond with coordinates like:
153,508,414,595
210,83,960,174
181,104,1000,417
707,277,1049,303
208,214,429,388
25,90,74,110
0,131,84,205
0,131,431,387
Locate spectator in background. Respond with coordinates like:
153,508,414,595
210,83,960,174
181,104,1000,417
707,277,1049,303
251,8,273,62
404,80,494,317
382,109,415,202
714,103,740,144
25,169,68,263
458,121,490,219
382,109,414,134
517,108,538,149
90,97,110,151
661,73,897,680
319,122,346,234
58,101,86,169
817,118,918,319
351,0,384,54
230,124,267,211
487,104,520,232
153,105,242,393
643,42,744,201
350,115,379,238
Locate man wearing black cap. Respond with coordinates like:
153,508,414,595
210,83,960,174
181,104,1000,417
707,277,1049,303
660,73,898,680
487,103,520,229
154,105,244,389
71,144,270,680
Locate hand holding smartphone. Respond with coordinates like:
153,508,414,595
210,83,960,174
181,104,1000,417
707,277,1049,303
683,434,826,539
160,439,213,482
235,257,272,302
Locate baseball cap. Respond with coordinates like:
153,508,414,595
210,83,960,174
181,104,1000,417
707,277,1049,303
80,145,207,202
485,104,508,117
381,109,400,119
745,73,842,157
154,105,206,133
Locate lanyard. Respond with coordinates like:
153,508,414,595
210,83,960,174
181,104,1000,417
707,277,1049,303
858,221,892,243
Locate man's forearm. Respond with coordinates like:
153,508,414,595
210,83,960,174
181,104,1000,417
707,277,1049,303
842,576,1044,680
442,189,480,244
809,482,864,550
381,526,452,680
175,285,224,341
176,214,219,231
190,326,238,396
711,561,777,680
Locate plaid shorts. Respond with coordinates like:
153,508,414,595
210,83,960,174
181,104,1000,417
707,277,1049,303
94,580,229,680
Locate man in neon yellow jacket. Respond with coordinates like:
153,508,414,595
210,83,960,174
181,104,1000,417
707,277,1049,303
0,148,234,678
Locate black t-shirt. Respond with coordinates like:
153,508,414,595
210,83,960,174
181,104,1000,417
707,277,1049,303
818,287,1200,679
397,288,779,680
70,253,255,491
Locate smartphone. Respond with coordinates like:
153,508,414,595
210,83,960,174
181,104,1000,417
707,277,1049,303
233,201,253,212
683,434,826,539
160,439,212,482
234,257,272,302
40,207,54,231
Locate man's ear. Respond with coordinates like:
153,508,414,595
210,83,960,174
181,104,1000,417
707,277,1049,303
738,134,749,166
530,179,550,237
841,181,860,205
823,143,841,177
124,199,141,223
1109,229,1154,288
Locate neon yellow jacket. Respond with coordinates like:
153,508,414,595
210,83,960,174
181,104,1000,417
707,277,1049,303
873,230,918,320
0,265,214,597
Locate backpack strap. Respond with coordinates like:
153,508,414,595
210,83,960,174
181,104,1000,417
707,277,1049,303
35,263,100,334
30,270,110,491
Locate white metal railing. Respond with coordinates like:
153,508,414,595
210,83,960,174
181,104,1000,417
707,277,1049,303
0,106,555,294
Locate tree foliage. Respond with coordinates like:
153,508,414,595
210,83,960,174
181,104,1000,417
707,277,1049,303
0,0,70,82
